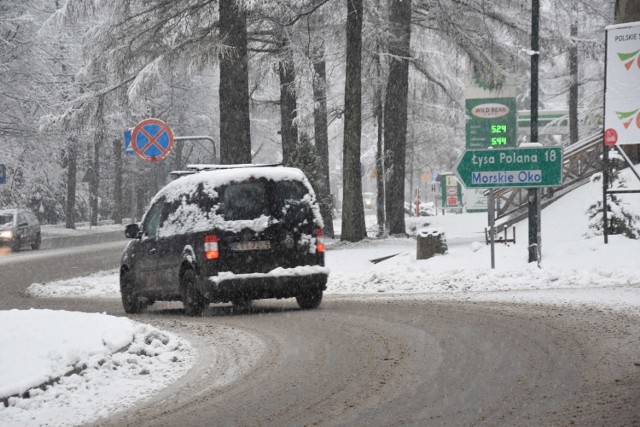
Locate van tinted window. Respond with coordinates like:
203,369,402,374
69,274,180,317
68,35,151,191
276,180,309,202
222,182,268,220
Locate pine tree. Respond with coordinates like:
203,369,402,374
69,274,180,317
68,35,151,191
586,156,640,239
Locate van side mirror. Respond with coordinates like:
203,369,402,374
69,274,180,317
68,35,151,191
125,223,140,239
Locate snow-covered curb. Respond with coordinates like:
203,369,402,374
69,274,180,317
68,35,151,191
0,310,196,426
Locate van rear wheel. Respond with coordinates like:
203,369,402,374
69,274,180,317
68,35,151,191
296,289,323,309
181,268,207,316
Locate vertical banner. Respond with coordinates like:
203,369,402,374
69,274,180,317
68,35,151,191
605,22,640,145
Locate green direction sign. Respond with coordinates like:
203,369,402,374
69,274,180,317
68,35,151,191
455,147,563,188
465,98,517,149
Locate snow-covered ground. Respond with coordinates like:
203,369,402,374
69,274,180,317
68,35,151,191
0,310,196,426
2,168,640,425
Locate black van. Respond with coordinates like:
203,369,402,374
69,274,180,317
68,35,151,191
120,165,328,316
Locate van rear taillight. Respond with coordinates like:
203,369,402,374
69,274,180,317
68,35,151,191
315,228,325,253
204,235,219,259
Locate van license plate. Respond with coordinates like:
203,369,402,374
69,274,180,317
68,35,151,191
231,241,271,251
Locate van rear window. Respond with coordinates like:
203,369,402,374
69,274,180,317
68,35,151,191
222,182,268,220
276,181,308,202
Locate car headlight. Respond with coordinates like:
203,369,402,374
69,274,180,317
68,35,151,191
0,230,12,239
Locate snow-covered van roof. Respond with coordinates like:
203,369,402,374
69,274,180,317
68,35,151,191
157,166,315,204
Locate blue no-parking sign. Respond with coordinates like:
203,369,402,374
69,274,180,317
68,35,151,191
131,118,174,162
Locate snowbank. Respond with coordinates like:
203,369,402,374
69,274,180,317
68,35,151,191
0,310,195,426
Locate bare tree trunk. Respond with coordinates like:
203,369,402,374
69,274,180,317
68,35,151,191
384,0,412,235
568,22,578,145
219,0,251,164
65,143,77,229
90,142,100,226
279,34,298,165
373,36,386,236
375,88,385,235
135,182,146,222
615,0,640,22
341,0,367,242
312,41,335,238
90,97,104,226
112,138,123,224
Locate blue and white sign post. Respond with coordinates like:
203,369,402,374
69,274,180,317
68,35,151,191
122,129,134,156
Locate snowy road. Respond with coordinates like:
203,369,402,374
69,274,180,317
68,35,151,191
0,240,127,303
1,242,639,425
97,299,639,426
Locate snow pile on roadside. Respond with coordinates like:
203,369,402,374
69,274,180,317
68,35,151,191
0,309,195,427
28,270,120,298
41,223,125,237
330,259,639,294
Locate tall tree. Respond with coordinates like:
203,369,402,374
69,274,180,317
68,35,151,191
220,0,252,164
64,144,77,228
90,95,105,226
616,0,640,22
384,0,412,235
278,32,299,165
341,0,367,242
568,21,579,144
311,40,335,237
112,138,123,224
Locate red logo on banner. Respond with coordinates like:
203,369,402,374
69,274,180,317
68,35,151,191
604,128,618,146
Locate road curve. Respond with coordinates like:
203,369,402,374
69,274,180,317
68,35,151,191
97,298,639,426
0,244,638,425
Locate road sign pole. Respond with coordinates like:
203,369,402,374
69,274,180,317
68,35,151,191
174,136,218,162
528,0,540,263
488,189,496,269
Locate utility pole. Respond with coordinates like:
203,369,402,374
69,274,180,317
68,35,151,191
528,0,541,263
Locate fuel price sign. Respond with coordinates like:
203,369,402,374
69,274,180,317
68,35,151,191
465,98,517,149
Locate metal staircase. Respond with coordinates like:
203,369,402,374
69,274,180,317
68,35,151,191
493,131,603,231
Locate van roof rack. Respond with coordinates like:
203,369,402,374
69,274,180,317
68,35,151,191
186,163,283,171
169,163,284,179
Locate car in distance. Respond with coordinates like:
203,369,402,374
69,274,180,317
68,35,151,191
362,192,375,210
0,208,41,252
120,164,329,316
